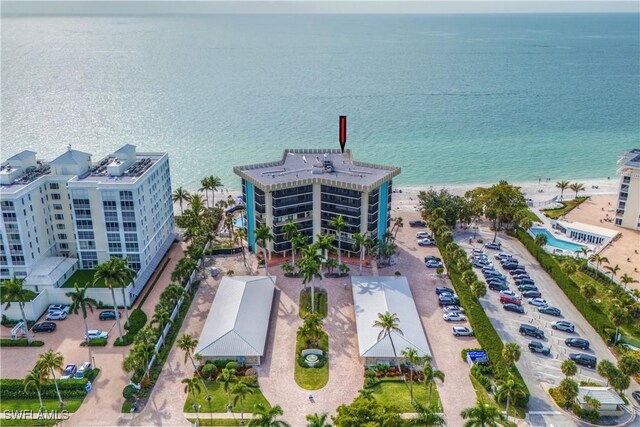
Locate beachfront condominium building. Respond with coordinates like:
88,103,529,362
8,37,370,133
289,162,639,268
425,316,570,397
233,149,400,258
615,148,640,231
0,144,175,298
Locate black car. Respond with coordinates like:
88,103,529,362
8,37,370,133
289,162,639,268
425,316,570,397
515,278,535,286
409,220,426,227
32,322,57,333
436,287,455,295
522,290,542,298
504,304,525,314
439,297,460,307
502,263,521,270
565,338,590,350
99,310,120,321
538,306,562,317
520,324,544,339
511,272,531,279
570,353,597,369
528,340,551,355
517,284,539,292
489,282,509,291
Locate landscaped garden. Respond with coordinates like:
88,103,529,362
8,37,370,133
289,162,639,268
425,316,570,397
541,196,589,219
61,269,105,288
295,287,329,390
182,372,270,413
367,376,440,412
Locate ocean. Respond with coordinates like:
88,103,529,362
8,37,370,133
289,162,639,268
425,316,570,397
1,13,639,190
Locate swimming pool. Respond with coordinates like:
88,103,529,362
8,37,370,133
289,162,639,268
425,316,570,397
530,227,585,253
233,216,246,229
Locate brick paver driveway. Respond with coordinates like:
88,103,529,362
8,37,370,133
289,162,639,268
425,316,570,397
258,272,363,426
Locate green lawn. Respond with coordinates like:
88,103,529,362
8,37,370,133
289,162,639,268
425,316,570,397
541,197,589,220
522,209,542,223
0,399,83,413
187,419,242,426
183,380,270,413
61,269,104,288
469,375,524,421
368,378,441,412
0,419,58,426
299,289,328,319
294,329,329,390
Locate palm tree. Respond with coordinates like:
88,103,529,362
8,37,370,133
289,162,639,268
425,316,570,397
358,388,374,400
460,399,507,427
314,233,335,263
65,283,98,360
232,382,254,425
123,341,157,380
495,376,526,423
424,361,445,406
392,216,404,241
412,402,445,426
589,253,609,272
501,343,521,365
236,228,248,269
306,412,330,427
172,186,190,215
36,350,64,407
255,224,274,276
177,333,209,400
578,246,590,259
556,180,570,201
182,377,202,425
200,177,213,208
248,403,290,427
297,313,324,347
569,182,585,199
373,312,403,372
218,367,238,411
402,347,423,405
150,306,172,331
283,220,300,266
561,359,577,377
2,277,32,344
208,176,223,207
620,273,639,290
94,257,136,339
24,367,47,410
352,232,367,275
329,215,345,265
604,264,621,281
534,233,547,247
300,246,322,314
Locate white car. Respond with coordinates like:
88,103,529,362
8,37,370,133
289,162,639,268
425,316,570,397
452,327,474,336
85,330,108,340
45,311,67,320
500,290,521,300
622,343,640,352
416,231,430,239
47,304,70,314
443,305,465,314
443,312,466,322
528,298,548,307
471,249,485,256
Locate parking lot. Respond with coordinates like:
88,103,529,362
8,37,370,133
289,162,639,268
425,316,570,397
456,226,637,426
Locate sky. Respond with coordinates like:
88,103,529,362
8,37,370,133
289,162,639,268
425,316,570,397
2,0,639,15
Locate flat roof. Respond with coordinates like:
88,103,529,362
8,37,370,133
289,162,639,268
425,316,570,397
24,257,78,287
195,276,275,358
577,387,625,405
618,148,640,169
557,220,620,238
351,276,431,359
68,152,165,185
234,149,400,192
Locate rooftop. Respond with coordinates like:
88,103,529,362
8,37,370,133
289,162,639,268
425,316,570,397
69,152,165,185
618,148,640,169
24,257,78,288
577,386,625,406
0,161,51,195
234,149,400,192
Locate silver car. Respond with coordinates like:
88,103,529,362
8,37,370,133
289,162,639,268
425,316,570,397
551,320,575,333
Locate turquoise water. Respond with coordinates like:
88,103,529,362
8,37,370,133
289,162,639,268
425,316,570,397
233,216,246,229
2,14,639,190
530,227,585,252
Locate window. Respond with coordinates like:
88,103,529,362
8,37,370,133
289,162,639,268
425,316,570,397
11,255,25,265
73,199,90,207
123,222,137,232
120,191,133,200
76,220,93,230
55,214,64,220
51,193,61,200
107,233,120,242
103,200,117,210
59,243,69,249
53,204,63,211
125,243,139,252
57,233,67,240
106,222,119,232
121,211,136,221
120,201,134,210
77,231,94,240
49,183,59,190
56,224,65,230
2,212,17,221
124,233,138,242
79,241,95,249
108,242,122,252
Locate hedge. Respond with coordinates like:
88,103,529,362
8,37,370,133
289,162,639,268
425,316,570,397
80,338,107,347
511,229,613,340
1,369,100,400
114,308,148,346
0,339,44,347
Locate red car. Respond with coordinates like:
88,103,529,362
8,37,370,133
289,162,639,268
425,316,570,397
500,294,521,305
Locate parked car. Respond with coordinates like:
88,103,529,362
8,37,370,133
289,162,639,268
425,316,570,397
509,269,528,276
443,305,465,314
528,340,551,355
85,330,108,340
565,338,590,350
500,295,521,305
632,390,640,404
488,282,509,291
439,292,457,301
569,353,597,369
494,252,513,260
32,322,57,333
538,306,562,317
484,271,506,281
500,290,520,299
444,312,466,322
517,285,539,292
453,327,474,337
552,321,575,333
416,231,430,239
502,263,521,270
439,297,460,307
503,303,525,314
485,241,501,250
515,278,536,286
425,256,441,262
621,343,640,352
47,305,70,314
74,362,92,379
409,220,426,227
511,272,531,279
61,364,77,380
520,324,544,339
46,311,67,321
99,310,120,320
426,260,443,268
528,298,548,307
471,249,485,256
522,290,542,298
418,238,436,246
436,287,455,295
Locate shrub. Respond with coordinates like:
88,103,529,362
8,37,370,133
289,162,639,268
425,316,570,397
213,359,235,369
239,375,257,387
201,363,217,380
123,385,138,401
0,339,44,347
473,372,493,392
81,338,107,346
244,367,257,377
1,369,100,400
114,308,148,346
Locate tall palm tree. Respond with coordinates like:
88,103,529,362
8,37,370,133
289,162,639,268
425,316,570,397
255,224,274,276
352,232,367,275
291,234,309,272
392,217,404,241
150,306,172,331
569,182,585,199
589,254,609,272
424,361,445,405
373,312,403,372
94,257,136,339
172,186,190,215
248,403,290,427
306,412,331,427
329,215,345,265
604,264,621,281
24,367,47,410
236,228,248,269
300,246,322,314
2,277,32,344
620,273,639,290
556,180,570,201
495,376,526,423
232,382,254,425
579,246,590,259
460,399,507,427
65,283,98,360
177,333,209,400
182,377,202,425
208,176,223,207
218,367,238,411
501,343,521,365
412,402,445,426
36,350,64,407
314,233,335,262
283,220,300,266
402,347,423,405
200,177,213,209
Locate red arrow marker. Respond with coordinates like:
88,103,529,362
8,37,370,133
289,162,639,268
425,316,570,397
339,115,347,153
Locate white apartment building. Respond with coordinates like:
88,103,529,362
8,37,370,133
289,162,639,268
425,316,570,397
0,144,176,300
615,148,640,231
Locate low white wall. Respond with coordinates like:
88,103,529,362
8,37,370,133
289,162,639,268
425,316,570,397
0,290,49,322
